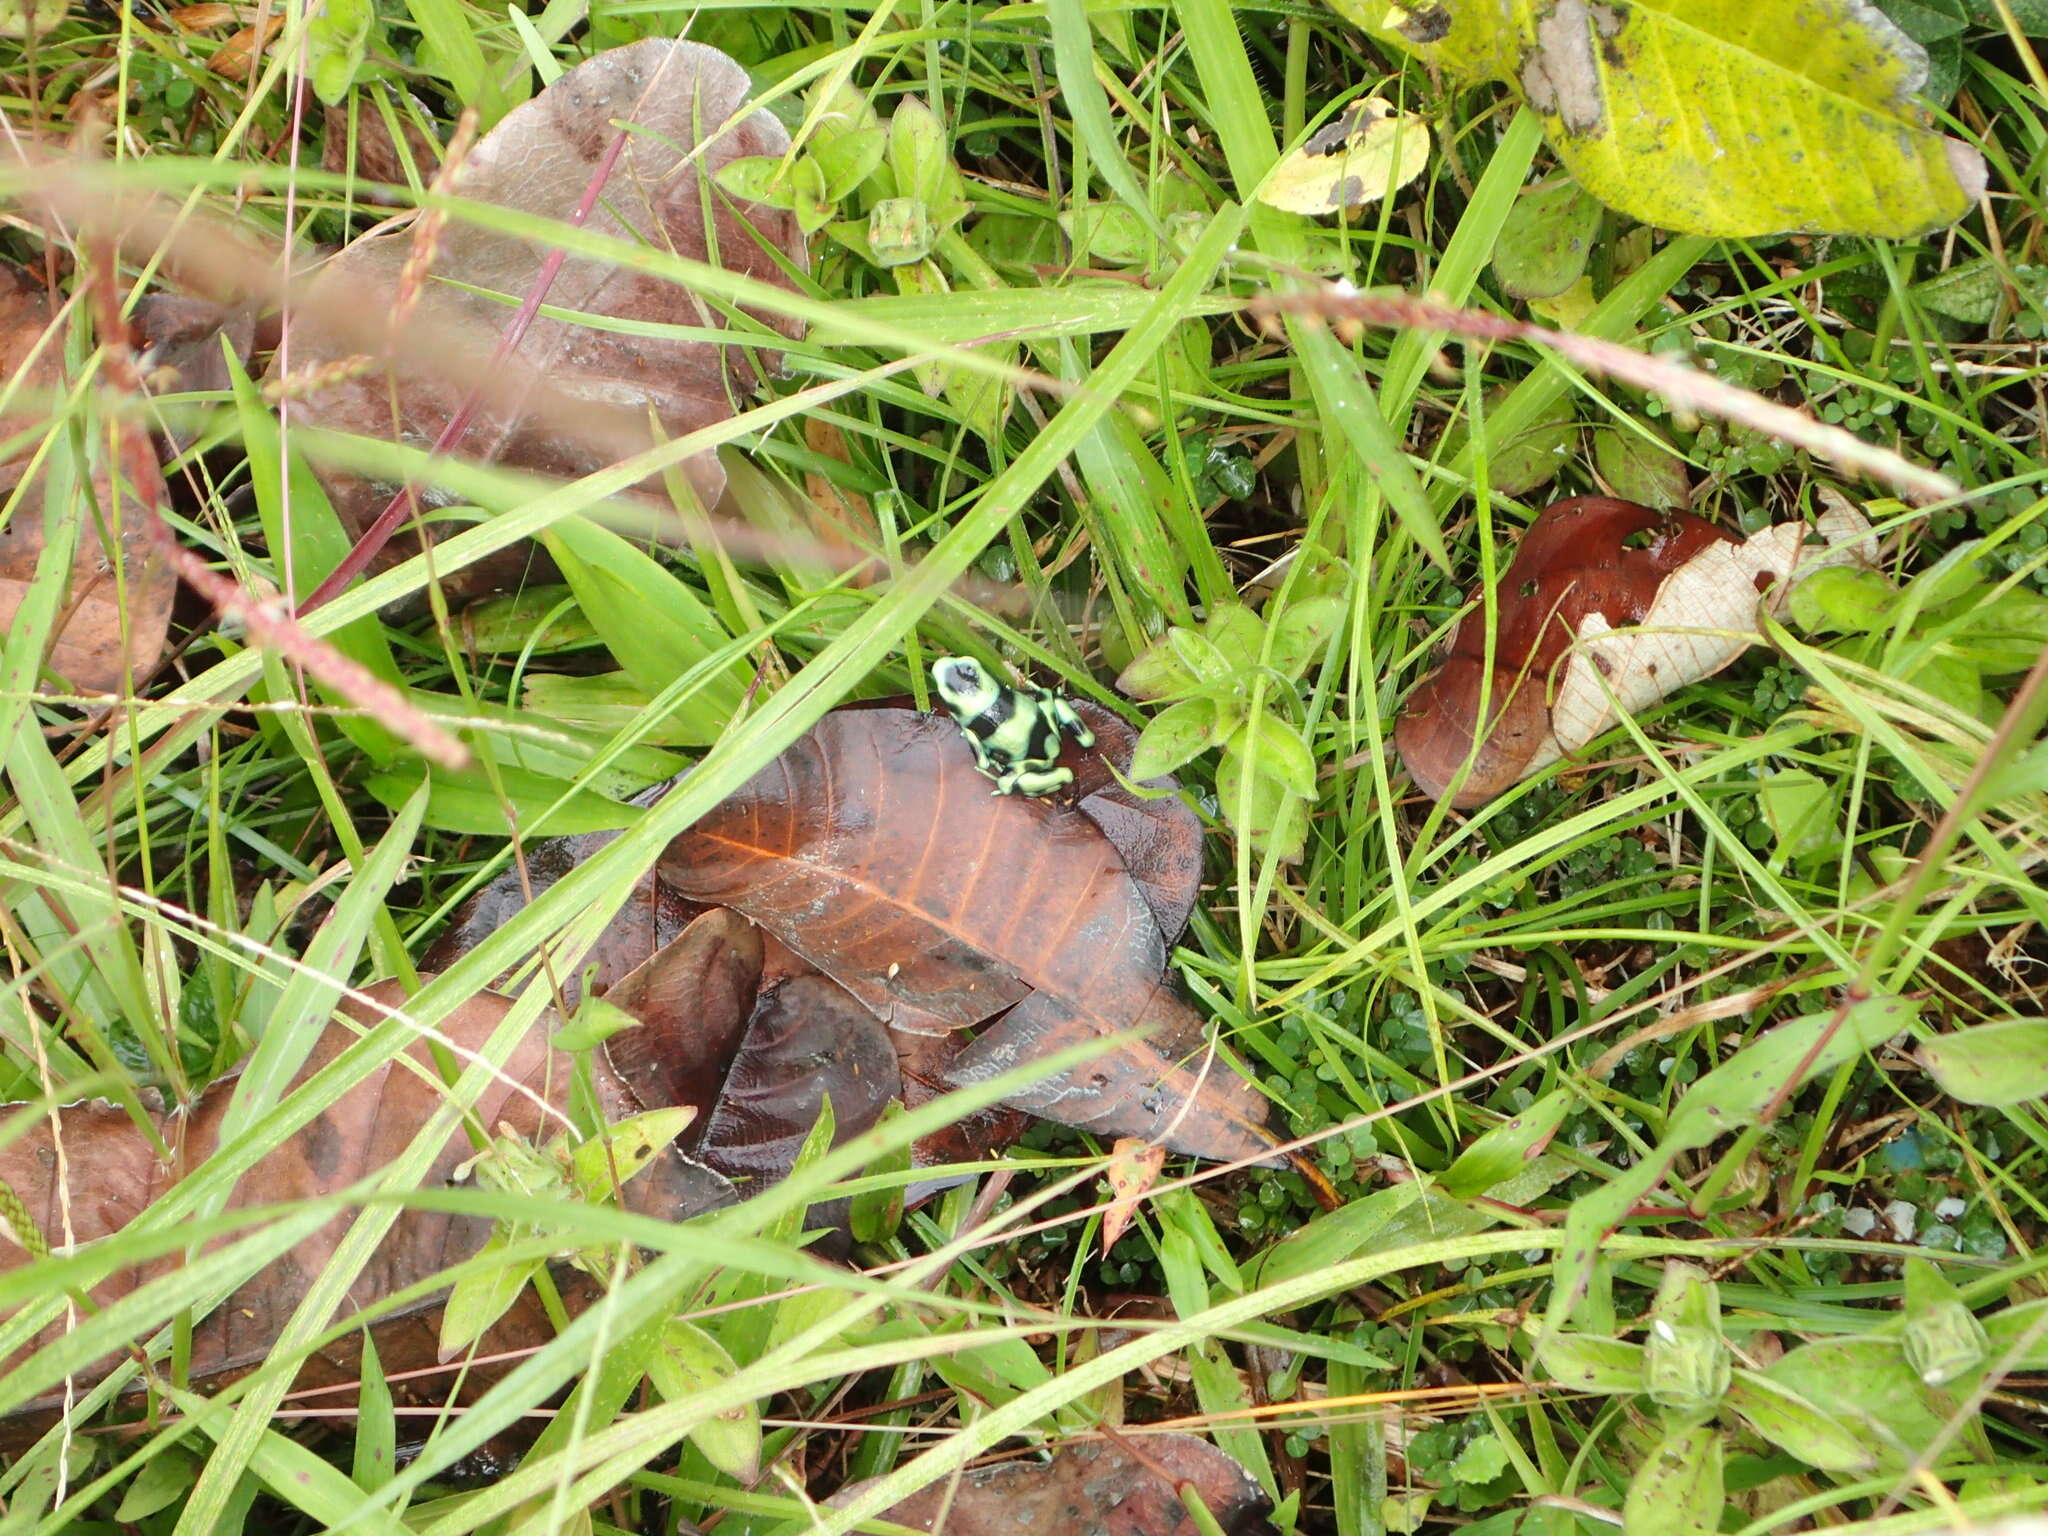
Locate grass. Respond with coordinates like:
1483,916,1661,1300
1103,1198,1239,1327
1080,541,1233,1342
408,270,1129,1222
3,0,2048,1533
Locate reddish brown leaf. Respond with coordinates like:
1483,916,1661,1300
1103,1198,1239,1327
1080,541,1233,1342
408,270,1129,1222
830,1434,1272,1535
0,264,177,694
0,968,732,1441
321,99,444,194
603,905,762,1125
275,40,807,607
659,706,1274,1164
1394,497,1733,807
1072,702,1206,946
1396,495,1879,807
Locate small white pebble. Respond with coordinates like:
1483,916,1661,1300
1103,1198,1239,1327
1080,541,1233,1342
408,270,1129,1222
1934,1197,1966,1221
1842,1206,1878,1237
1331,277,1359,297
1884,1199,1919,1242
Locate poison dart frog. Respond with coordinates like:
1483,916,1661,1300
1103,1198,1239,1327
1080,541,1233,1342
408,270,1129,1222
931,655,1095,797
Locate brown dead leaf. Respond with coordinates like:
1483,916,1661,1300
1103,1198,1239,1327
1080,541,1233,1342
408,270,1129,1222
0,968,732,1442
1101,1137,1167,1256
659,705,1275,1164
167,3,238,29
208,14,280,78
322,98,444,194
276,39,807,608
830,1434,1272,1535
0,263,177,694
1395,495,1873,806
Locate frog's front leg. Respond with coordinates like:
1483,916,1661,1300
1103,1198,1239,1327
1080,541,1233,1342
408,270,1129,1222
997,762,1076,796
1049,697,1096,751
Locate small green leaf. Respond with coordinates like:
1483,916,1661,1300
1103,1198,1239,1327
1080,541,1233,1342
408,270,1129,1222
714,155,803,211
1919,1019,2048,1106
1441,386,1578,497
1623,1424,1722,1536
1643,1264,1730,1415
1789,565,1899,633
117,1447,203,1521
649,1321,761,1480
1592,423,1691,509
1115,635,1200,701
1769,1336,1945,1462
352,1330,396,1494
550,996,642,1054
1492,177,1603,300
306,0,379,105
1723,1372,1877,1472
888,98,952,209
868,196,935,266
1901,1258,1989,1386
1268,594,1347,680
440,1236,544,1358
1535,1332,1646,1394
1130,696,1228,781
1442,1089,1571,1198
1252,1182,1425,1288
850,1102,911,1244
814,124,887,201
1203,602,1268,671
1757,767,1842,867
1981,1297,2048,1368
1061,201,1155,266
1448,1434,1510,1485
1230,714,1317,798
1168,627,1234,686
570,1106,695,1203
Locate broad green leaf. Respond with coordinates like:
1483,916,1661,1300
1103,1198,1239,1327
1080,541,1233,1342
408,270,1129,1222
1535,1332,1644,1394
1767,1336,1944,1463
1168,627,1234,687
648,1321,761,1480
1591,422,1691,509
1204,602,1268,671
440,1235,545,1357
1722,1372,1877,1472
352,1330,397,1494
570,1106,697,1202
306,0,378,104
1441,385,1577,497
364,761,642,836
1622,1424,1721,1536
1901,1258,1988,1386
1919,1018,2048,1105
1492,176,1603,299
117,1447,203,1521
1230,713,1318,799
713,156,804,211
1442,1089,1571,1198
1757,767,1842,867
1251,1181,1425,1288
888,98,954,213
1982,1297,2048,1367
551,995,644,1054
1116,636,1200,701
1909,257,2048,324
1130,696,1228,780
461,584,599,654
1268,594,1346,680
1331,0,1985,238
1960,0,2048,29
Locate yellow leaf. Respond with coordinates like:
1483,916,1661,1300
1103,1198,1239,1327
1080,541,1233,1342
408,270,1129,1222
1258,98,1431,216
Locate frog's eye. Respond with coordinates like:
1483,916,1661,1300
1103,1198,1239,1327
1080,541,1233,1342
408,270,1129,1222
952,661,982,688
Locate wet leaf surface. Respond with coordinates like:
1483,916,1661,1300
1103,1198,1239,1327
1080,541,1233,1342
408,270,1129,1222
831,1434,1274,1535
275,39,807,606
659,705,1273,1162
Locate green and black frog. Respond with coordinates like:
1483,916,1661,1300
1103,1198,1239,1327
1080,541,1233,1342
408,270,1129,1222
931,655,1095,797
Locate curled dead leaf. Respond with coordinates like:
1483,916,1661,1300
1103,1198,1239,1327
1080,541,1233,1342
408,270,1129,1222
1396,495,1875,806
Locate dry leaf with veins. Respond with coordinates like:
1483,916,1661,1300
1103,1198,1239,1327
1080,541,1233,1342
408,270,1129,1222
1397,494,1875,807
276,39,807,607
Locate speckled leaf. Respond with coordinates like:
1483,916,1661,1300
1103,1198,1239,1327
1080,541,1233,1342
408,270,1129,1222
1622,1424,1721,1536
1723,1372,1878,1472
1442,1088,1571,1197
1329,0,1986,238
1535,1332,1645,1394
1592,422,1691,508
1919,1018,2048,1106
1492,177,1603,299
